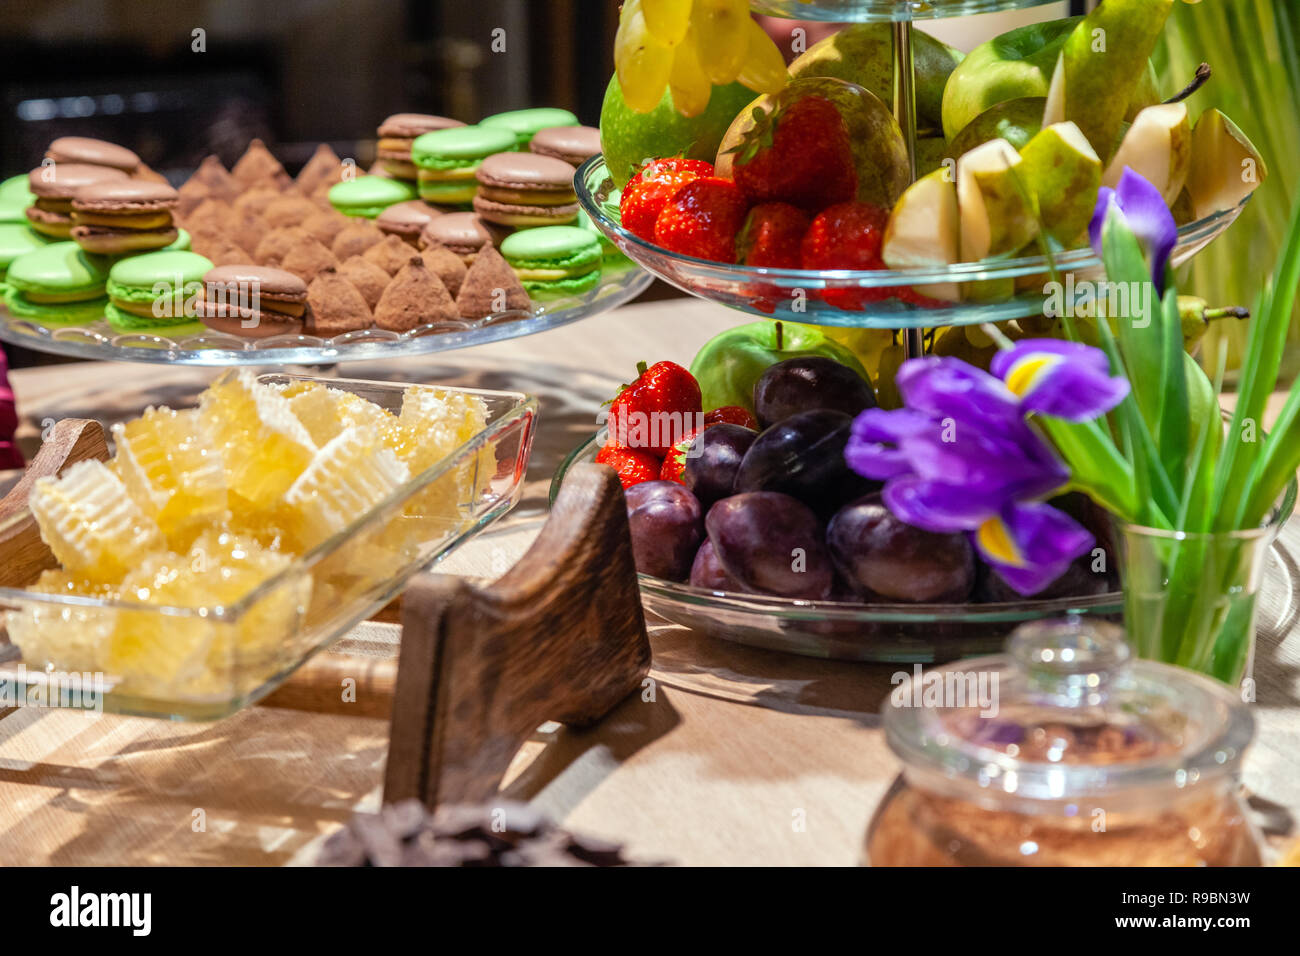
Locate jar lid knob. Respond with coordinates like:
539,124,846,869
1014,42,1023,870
1007,618,1131,706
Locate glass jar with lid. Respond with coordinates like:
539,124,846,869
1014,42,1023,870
866,618,1261,866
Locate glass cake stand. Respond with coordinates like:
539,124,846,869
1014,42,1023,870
0,265,651,367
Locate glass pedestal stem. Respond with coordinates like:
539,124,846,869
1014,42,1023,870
892,18,923,360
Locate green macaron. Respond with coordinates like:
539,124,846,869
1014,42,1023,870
327,175,418,218
105,250,213,335
500,225,602,300
410,126,517,204
577,209,632,271
4,240,110,326
161,228,192,252
481,108,579,149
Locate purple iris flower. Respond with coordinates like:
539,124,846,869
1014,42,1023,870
846,343,1128,596
1088,167,1178,291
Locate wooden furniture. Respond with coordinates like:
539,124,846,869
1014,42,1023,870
0,298,1297,866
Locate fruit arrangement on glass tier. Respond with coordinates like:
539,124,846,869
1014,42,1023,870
586,0,1263,330
0,107,650,365
554,321,1125,661
4,371,508,708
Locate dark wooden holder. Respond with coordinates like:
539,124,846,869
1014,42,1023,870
383,461,652,809
1,420,651,811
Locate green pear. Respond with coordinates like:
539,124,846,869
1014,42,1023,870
1046,0,1176,164
1185,108,1268,220
1103,102,1191,205
1020,121,1102,244
882,168,961,302
942,15,1159,142
957,139,1038,301
948,97,1044,159
915,135,950,177
788,23,963,134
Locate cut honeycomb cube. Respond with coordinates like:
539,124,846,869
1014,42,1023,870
28,459,166,583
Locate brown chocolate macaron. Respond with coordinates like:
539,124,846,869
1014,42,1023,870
70,179,180,254
376,114,464,179
374,257,459,332
472,152,578,228
45,137,141,174
529,125,602,168
201,264,309,338
376,200,439,246
420,212,500,264
25,163,129,238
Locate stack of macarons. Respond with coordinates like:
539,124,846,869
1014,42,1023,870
104,250,213,335
499,225,602,300
410,126,517,205
376,113,463,180
472,153,579,229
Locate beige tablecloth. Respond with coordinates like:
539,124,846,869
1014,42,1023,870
0,298,1297,866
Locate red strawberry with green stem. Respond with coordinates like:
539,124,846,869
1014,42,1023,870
606,360,703,457
728,96,858,212
653,177,750,264
801,201,891,311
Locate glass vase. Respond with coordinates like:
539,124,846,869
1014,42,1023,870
1120,518,1282,688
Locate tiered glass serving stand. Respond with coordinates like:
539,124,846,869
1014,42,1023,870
572,0,1248,662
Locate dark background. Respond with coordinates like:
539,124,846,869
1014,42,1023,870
0,0,620,178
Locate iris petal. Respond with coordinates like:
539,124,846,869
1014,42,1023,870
974,501,1095,596
882,476,998,533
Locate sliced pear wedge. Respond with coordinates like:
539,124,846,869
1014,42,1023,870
1186,108,1268,220
1103,102,1191,205
882,168,962,301
1020,121,1102,245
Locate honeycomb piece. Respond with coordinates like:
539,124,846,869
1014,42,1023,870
29,459,166,583
199,369,317,509
287,382,395,447
112,406,227,545
284,425,410,550
4,570,119,673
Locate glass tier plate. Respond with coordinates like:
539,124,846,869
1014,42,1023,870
577,155,1245,330
0,265,651,367
0,374,536,720
555,433,1296,663
749,0,1064,22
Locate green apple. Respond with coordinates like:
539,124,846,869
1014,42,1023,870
882,168,961,301
948,97,1044,159
1185,108,1268,220
941,15,1159,142
599,74,756,188
1020,121,1102,244
1103,102,1190,205
689,320,871,414
787,23,963,134
1046,0,1175,164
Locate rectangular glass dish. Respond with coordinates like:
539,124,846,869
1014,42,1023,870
0,373,537,721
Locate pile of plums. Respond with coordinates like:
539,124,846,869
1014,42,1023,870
623,356,1118,604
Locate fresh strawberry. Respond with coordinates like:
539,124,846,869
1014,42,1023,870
736,202,811,268
653,177,749,263
619,158,713,242
596,442,662,489
704,405,758,430
607,360,704,457
728,95,857,211
801,201,891,311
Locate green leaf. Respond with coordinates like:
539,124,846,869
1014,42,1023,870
1157,288,1189,498
1035,416,1139,522
1099,211,1164,436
